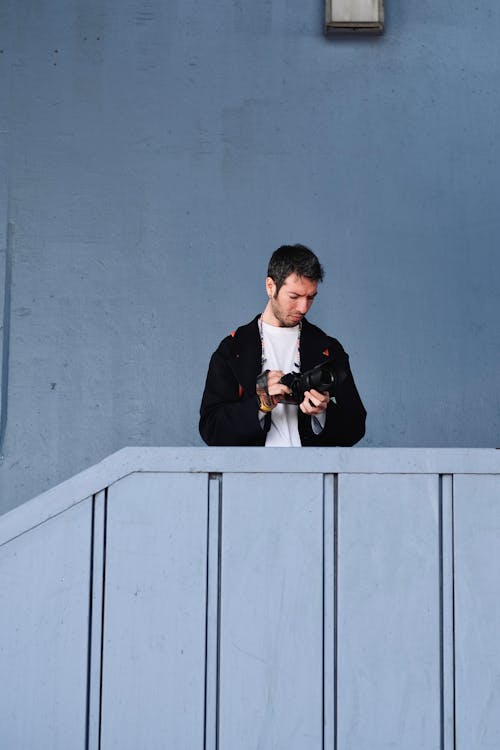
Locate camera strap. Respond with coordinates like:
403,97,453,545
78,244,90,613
258,314,301,372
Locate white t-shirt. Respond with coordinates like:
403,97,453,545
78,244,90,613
262,322,302,447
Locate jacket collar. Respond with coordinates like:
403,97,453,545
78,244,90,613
229,315,262,390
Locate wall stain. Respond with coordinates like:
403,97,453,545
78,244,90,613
0,222,13,459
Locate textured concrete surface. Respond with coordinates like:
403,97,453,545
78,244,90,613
1,1,499,513
2,451,499,748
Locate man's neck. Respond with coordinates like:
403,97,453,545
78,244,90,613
261,303,282,327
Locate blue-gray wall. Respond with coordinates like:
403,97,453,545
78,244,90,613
1,1,499,514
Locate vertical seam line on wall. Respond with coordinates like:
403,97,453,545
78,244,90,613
333,473,338,750
0,221,14,458
322,474,326,750
439,474,444,750
451,476,457,750
215,475,223,750
439,473,456,750
205,472,222,750
98,487,109,750
203,476,210,750
85,495,97,750
323,473,335,750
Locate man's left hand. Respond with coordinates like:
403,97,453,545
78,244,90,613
299,389,330,415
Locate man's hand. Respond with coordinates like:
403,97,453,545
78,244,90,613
299,389,330,415
266,370,292,406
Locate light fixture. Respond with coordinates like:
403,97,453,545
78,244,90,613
325,0,384,35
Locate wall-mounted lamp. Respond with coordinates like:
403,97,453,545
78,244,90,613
325,0,384,35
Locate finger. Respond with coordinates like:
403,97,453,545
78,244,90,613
300,401,322,415
268,383,291,397
267,370,285,380
309,392,330,410
267,373,286,388
268,379,286,390
304,390,319,407
300,394,314,413
309,389,330,402
301,392,326,414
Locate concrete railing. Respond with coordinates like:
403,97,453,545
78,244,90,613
1,448,499,749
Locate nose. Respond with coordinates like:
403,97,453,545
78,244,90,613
296,298,309,314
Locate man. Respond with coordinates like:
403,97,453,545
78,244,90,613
199,244,366,446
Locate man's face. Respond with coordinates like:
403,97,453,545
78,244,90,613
266,273,318,327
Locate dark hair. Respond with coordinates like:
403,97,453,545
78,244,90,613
267,244,324,294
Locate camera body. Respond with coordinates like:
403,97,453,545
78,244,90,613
279,357,347,404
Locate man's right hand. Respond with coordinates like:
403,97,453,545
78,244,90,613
266,370,292,406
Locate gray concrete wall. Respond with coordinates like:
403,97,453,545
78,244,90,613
1,1,499,514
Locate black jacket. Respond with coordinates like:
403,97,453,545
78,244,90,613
199,315,366,446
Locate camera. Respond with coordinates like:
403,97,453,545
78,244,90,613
279,356,347,404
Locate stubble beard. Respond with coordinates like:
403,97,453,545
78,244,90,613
270,299,296,328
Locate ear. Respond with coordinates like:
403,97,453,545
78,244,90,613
266,277,276,298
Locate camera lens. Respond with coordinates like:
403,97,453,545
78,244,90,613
308,366,334,391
